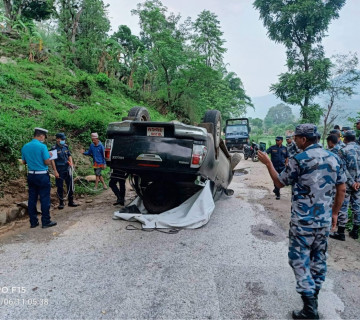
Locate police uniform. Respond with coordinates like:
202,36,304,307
21,128,56,228
278,124,346,319
266,137,289,198
331,131,360,240
51,133,78,208
109,169,127,206
328,142,342,156
287,141,300,158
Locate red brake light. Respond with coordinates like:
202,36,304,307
192,154,201,165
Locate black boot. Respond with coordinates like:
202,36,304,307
330,226,345,241
113,197,124,206
68,199,79,207
58,201,65,210
292,295,319,320
349,225,359,239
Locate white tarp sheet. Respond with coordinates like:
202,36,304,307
113,181,215,229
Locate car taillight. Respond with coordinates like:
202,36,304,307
191,145,207,168
105,139,113,161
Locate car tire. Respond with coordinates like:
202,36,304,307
142,181,179,214
203,110,221,157
128,106,151,121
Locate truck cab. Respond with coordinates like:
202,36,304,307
224,118,250,151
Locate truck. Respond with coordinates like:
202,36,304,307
224,118,250,151
105,107,241,214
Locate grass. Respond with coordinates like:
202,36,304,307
0,37,174,196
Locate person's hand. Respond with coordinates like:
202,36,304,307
331,216,338,232
257,151,271,166
352,182,359,191
55,171,60,179
49,151,53,157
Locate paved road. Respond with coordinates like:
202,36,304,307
0,164,345,319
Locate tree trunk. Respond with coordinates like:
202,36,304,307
3,0,13,31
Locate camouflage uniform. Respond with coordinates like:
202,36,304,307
287,141,300,158
279,141,346,296
338,140,346,148
327,143,342,156
338,141,360,227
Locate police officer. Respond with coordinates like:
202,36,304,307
326,134,341,155
50,133,79,209
330,130,360,241
109,169,127,206
266,136,289,199
21,128,57,229
329,129,345,148
286,135,299,158
258,124,346,320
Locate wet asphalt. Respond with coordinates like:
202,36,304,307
0,170,346,319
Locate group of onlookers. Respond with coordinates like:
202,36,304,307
266,121,360,241
21,128,126,229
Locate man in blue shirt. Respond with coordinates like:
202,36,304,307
21,128,57,229
50,133,79,209
266,136,289,199
82,132,107,190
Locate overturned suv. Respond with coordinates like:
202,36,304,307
105,107,241,214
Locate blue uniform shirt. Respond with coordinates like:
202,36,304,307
50,144,71,168
266,144,289,169
21,139,50,171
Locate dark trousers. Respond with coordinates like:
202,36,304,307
55,167,73,203
27,173,51,226
274,166,285,196
109,178,126,200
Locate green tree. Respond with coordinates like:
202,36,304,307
253,0,346,123
110,25,144,85
264,103,294,129
322,53,360,143
193,10,226,68
2,0,53,31
56,0,110,71
75,0,110,73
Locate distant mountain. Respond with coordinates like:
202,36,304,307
247,92,360,126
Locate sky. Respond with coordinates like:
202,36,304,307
104,0,360,98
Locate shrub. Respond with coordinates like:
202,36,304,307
30,87,46,99
95,73,110,89
76,75,94,99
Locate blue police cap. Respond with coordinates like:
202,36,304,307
275,136,283,141
56,132,66,139
294,124,317,137
343,130,356,138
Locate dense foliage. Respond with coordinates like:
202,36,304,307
253,0,346,124
0,0,253,187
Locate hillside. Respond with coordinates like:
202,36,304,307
0,36,171,193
